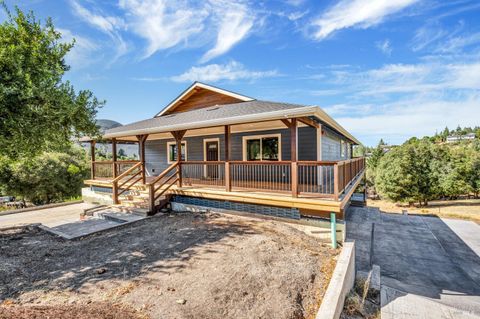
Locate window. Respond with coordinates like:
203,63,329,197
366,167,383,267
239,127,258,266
243,134,281,161
341,140,346,157
167,141,187,163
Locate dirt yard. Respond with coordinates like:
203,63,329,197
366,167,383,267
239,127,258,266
0,212,337,319
368,198,480,224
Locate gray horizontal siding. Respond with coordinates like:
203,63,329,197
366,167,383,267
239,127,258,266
145,127,318,176
321,126,351,161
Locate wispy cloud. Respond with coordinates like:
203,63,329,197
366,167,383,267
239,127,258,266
311,0,419,40
171,61,278,82
57,28,99,68
200,1,254,63
118,0,207,59
376,39,392,55
315,58,480,145
70,0,128,60
336,94,480,145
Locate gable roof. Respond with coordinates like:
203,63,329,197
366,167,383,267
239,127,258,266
100,100,361,145
155,82,255,117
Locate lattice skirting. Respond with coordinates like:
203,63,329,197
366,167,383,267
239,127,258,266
171,195,301,220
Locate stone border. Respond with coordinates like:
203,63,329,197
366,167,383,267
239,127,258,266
316,241,356,319
0,200,83,217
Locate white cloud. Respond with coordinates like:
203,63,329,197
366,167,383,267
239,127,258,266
57,28,99,68
311,0,419,40
70,1,128,60
336,95,480,145
315,59,480,145
376,39,392,55
119,0,207,59
71,0,124,33
200,1,254,63
171,61,278,82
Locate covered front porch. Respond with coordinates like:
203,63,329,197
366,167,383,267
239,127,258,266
84,116,365,217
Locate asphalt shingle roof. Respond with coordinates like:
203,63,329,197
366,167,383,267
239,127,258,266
105,100,308,136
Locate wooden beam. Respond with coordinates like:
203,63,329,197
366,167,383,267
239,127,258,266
136,134,149,184
225,125,231,192
171,130,187,187
298,117,319,128
112,138,117,178
90,141,96,179
290,118,298,197
281,119,292,128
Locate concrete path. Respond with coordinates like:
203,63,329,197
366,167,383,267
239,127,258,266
0,202,96,228
346,207,480,318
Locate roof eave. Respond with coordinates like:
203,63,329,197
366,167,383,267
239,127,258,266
103,106,319,139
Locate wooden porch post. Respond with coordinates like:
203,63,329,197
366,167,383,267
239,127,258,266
171,130,186,188
137,135,148,184
290,118,298,198
90,141,96,179
112,138,117,178
224,125,231,192
333,164,339,201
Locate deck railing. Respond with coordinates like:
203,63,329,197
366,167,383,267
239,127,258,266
91,157,365,201
91,160,140,179
230,161,292,192
298,162,336,197
181,161,225,187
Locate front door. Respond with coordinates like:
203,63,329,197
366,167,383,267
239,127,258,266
205,140,219,179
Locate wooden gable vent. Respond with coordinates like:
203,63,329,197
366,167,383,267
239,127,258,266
155,82,254,117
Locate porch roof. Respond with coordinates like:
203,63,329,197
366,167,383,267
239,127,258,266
84,100,361,145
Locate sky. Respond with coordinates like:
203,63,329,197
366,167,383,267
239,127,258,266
3,0,480,146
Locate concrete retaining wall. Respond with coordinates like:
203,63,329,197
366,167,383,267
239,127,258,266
316,241,356,319
81,187,113,205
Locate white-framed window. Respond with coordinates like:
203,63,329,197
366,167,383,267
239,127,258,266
167,141,187,163
242,134,281,161
341,140,346,158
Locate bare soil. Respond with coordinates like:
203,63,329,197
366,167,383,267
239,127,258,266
368,198,480,224
0,212,337,319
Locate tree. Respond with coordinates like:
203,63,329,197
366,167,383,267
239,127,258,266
0,146,88,204
366,140,385,189
118,148,127,159
0,3,103,158
376,139,438,206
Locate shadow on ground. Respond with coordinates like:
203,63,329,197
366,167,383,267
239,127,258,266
345,206,480,315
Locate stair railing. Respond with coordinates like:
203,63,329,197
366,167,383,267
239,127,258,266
147,162,179,212
112,162,143,204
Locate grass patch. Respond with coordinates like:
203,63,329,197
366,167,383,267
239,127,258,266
342,278,380,319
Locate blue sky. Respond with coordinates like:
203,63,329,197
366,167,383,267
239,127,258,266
4,0,480,146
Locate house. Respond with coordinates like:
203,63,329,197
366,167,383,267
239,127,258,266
81,82,365,224
446,133,476,143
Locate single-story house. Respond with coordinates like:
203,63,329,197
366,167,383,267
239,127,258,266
81,82,365,223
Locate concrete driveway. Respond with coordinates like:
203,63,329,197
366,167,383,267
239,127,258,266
0,202,96,228
346,206,480,319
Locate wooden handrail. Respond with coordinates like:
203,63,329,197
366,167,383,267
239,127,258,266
148,161,180,213
113,162,142,183
148,162,179,186
92,160,140,164
180,161,225,165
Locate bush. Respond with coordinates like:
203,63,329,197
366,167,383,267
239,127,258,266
375,138,480,205
0,147,88,204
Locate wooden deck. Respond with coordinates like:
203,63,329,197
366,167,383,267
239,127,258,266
84,167,364,218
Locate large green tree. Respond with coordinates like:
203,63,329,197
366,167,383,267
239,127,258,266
0,3,102,158
376,139,438,206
